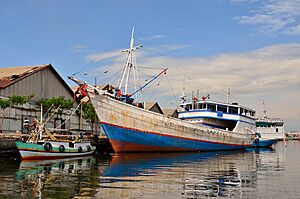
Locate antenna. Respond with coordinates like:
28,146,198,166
180,81,187,104
227,88,231,103
262,100,267,118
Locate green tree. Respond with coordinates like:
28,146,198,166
39,97,74,110
81,102,97,131
38,97,75,126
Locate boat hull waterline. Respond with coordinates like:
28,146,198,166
89,92,254,153
251,139,276,148
16,141,95,160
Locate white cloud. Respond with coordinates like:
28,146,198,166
144,44,193,53
286,24,300,35
232,0,300,35
85,44,192,63
139,34,165,41
70,45,87,53
86,43,300,131
85,49,124,62
230,0,259,3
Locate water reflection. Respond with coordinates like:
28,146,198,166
0,142,298,198
99,146,287,199
101,151,252,198
0,155,110,199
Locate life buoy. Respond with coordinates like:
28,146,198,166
86,145,91,152
44,142,52,152
78,146,83,153
59,145,65,152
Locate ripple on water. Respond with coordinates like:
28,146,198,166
0,141,300,198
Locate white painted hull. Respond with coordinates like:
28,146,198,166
16,141,95,160
19,150,95,160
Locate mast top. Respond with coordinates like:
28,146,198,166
130,26,135,49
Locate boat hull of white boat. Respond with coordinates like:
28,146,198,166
16,141,95,160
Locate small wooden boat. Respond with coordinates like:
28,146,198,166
16,121,95,160
16,140,95,160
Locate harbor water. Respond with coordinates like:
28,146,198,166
0,141,299,198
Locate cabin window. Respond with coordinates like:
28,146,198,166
240,108,244,115
244,110,255,117
217,105,227,113
198,103,206,110
278,123,283,127
207,104,216,111
198,104,202,109
229,107,238,114
276,128,278,132
185,104,192,111
244,110,248,116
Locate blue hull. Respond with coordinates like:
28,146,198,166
251,139,276,148
102,123,248,152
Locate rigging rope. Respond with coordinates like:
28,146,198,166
42,105,61,126
166,74,178,106
72,30,131,76
42,104,54,120
53,101,82,131
97,68,124,86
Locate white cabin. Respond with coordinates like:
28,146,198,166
178,99,256,134
256,117,285,140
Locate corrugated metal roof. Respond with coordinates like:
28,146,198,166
144,102,157,110
0,64,49,88
162,108,178,116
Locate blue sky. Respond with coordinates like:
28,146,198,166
1,0,300,131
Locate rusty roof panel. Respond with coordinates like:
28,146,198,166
0,64,49,88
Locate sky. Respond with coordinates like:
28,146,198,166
0,0,300,131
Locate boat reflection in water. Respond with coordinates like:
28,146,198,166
99,148,277,199
0,144,289,198
10,156,110,199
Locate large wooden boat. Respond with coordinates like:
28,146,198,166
87,92,253,152
69,28,255,153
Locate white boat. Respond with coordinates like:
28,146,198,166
178,93,276,148
69,28,255,153
256,117,285,140
178,98,256,134
255,101,285,141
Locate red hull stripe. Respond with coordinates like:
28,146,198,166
101,121,251,147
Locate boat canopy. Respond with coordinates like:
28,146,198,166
180,100,255,117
